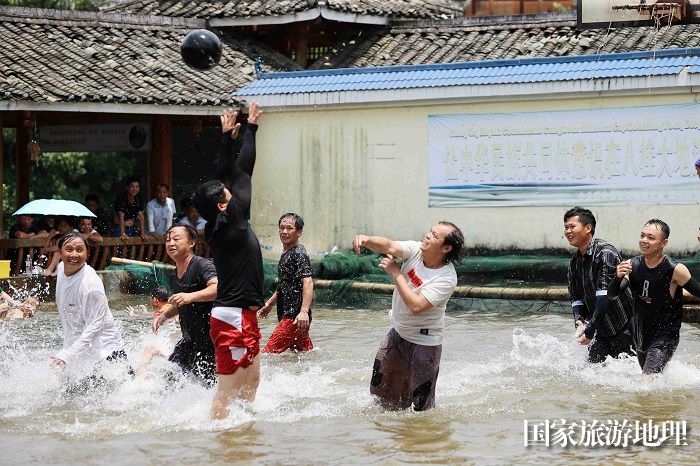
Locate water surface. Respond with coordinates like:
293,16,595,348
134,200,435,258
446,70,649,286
1,296,698,465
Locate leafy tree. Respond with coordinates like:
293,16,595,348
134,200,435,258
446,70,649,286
30,151,138,204
2,128,144,230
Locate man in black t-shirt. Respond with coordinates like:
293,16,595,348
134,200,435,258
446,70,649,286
609,219,700,374
149,224,218,384
192,102,264,420
259,213,314,353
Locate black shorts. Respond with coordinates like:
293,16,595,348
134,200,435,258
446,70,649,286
370,328,442,411
587,328,633,364
168,338,216,385
637,332,679,374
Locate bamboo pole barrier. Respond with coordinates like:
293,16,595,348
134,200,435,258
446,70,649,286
312,279,700,304
313,280,570,300
110,257,176,270
103,266,700,305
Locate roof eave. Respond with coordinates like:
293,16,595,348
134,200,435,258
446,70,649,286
208,7,388,27
235,75,699,110
251,48,700,80
0,100,230,115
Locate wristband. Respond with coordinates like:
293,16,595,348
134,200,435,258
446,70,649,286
684,276,700,298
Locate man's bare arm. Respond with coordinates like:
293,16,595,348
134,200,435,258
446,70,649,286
352,235,405,259
380,257,432,314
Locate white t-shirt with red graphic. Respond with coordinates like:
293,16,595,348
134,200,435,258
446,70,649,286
389,240,457,346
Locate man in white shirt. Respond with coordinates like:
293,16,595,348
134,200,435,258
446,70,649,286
52,232,126,373
146,183,176,239
353,221,463,411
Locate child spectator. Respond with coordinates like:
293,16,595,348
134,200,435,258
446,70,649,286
178,204,207,238
78,217,104,244
10,215,49,239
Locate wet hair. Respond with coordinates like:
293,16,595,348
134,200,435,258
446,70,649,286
125,176,140,187
157,182,170,191
278,212,304,231
150,287,169,302
644,219,670,239
58,231,89,250
84,193,99,204
192,180,227,222
563,206,596,236
439,221,464,264
166,224,198,242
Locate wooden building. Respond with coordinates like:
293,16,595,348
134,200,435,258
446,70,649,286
2,1,698,266
0,6,301,230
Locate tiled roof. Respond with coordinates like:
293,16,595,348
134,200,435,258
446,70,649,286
99,0,312,19
331,0,462,18
309,12,700,69
99,0,464,20
238,48,700,95
0,6,301,107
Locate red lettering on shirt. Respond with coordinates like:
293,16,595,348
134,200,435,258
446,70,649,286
407,269,423,288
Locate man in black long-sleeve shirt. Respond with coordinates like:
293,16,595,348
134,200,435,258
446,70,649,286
564,206,633,363
192,102,264,420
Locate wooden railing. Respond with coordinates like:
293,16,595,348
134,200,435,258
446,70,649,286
1,237,211,275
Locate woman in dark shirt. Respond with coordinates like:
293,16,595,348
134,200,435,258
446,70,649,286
113,177,146,239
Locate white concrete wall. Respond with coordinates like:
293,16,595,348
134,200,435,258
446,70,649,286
249,92,700,258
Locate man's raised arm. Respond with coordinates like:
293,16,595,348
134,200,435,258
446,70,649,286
353,235,405,259
214,108,241,188
235,101,262,177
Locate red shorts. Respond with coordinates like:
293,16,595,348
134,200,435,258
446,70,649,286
262,318,313,353
209,308,261,375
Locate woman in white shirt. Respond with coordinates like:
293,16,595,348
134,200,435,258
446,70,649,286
51,232,126,371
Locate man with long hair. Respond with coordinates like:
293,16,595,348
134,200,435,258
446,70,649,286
353,222,464,411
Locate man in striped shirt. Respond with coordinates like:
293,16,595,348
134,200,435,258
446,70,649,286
564,207,633,363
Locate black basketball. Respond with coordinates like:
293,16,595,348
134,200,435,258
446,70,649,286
180,29,222,71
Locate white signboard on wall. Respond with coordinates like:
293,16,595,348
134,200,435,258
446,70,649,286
428,104,700,207
39,124,151,152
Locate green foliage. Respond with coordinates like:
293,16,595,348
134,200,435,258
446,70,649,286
30,152,137,203
2,127,141,230
0,0,96,10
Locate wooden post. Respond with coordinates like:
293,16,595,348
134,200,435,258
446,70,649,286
295,22,308,67
16,112,30,208
148,115,172,200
